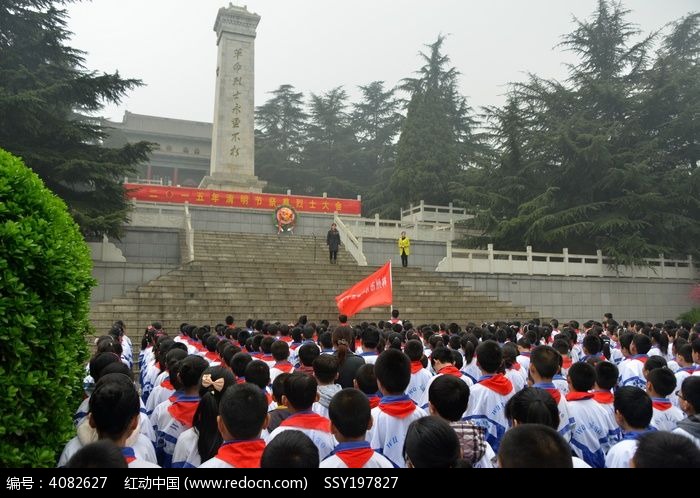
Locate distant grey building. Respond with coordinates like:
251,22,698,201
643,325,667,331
102,111,213,187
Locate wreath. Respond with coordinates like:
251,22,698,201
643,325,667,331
274,205,297,233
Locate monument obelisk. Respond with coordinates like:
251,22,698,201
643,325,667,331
200,3,266,192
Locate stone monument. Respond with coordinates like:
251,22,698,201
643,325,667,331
200,3,266,192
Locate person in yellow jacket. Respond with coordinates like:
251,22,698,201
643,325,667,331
398,231,410,268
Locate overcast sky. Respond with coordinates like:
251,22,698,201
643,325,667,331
66,0,697,123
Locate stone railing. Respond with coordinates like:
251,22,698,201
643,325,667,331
334,213,368,266
437,243,697,279
339,214,457,242
183,203,194,263
401,201,472,224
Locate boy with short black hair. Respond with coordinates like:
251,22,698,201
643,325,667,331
296,342,320,375
265,373,335,459
353,364,380,408
632,431,700,468
647,367,684,431
463,340,515,452
428,375,494,468
199,384,268,468
312,355,341,418
605,386,654,468
529,345,573,442
320,389,394,468
269,340,293,383
618,334,652,389
566,362,615,467
370,349,426,467
261,430,319,468
404,339,431,404
498,425,573,468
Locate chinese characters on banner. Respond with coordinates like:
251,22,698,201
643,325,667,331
125,184,362,216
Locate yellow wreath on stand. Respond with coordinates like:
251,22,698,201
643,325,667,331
274,205,297,234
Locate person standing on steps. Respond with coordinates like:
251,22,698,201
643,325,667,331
326,223,341,264
399,231,410,268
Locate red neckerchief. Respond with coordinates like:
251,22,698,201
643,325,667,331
562,357,573,369
280,411,331,432
273,361,294,373
167,397,200,427
160,378,174,390
510,362,521,371
592,390,614,404
215,440,265,468
438,365,463,378
333,441,374,468
261,354,274,363
632,354,648,364
478,374,513,395
377,395,416,419
296,365,315,375
566,391,594,402
410,361,423,374
652,398,672,411
204,351,220,363
121,447,136,464
265,392,273,406
367,395,381,409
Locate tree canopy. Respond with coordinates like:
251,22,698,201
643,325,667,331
0,0,150,239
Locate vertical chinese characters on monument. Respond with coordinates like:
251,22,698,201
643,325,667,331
230,47,243,159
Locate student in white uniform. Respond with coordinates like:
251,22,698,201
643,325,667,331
529,345,573,442
404,340,432,405
320,388,394,468
618,334,652,389
265,373,335,460
631,430,700,467
172,366,236,468
464,340,515,453
261,430,320,468
244,360,274,410
269,340,294,383
673,344,696,406
498,424,574,468
428,375,495,468
369,349,427,467
605,386,654,468
565,363,616,468
59,374,159,468
358,327,381,365
145,349,187,416
592,361,621,443
647,367,684,432
152,355,208,467
673,376,700,448
198,384,268,468
418,346,473,409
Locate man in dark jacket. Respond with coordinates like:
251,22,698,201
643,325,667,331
326,223,341,264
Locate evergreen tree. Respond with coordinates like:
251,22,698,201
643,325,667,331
0,0,150,238
254,84,310,192
303,87,359,195
459,1,699,265
390,36,479,209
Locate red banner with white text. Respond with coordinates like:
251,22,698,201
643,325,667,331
125,184,361,215
335,261,393,317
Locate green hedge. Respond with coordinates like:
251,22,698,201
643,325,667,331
0,149,95,467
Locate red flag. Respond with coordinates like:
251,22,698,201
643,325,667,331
335,261,393,317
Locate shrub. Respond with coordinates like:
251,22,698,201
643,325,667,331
0,149,95,467
678,308,700,326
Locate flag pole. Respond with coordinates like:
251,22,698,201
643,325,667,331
389,259,393,313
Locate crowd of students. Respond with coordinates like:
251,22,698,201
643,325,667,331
59,313,700,468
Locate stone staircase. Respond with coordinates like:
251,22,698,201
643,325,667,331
90,231,538,334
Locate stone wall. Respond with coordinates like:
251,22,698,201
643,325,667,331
445,273,695,323
91,262,176,304
113,228,181,264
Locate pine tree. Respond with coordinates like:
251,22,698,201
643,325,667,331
390,36,479,209
254,84,310,192
0,0,151,238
